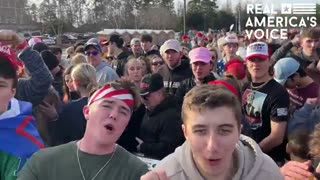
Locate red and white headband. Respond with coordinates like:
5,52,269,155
88,84,134,108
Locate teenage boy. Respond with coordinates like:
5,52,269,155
18,80,149,180
141,85,283,180
0,47,43,180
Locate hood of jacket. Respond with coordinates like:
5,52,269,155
159,135,282,180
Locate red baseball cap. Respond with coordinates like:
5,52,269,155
225,59,246,80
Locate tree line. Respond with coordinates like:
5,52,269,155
24,0,320,35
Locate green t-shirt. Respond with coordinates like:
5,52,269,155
17,142,149,180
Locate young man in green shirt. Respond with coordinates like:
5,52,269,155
18,80,149,180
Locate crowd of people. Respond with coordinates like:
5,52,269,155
0,27,319,180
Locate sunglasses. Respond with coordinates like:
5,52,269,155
85,51,99,56
152,61,164,66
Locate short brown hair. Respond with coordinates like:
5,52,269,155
182,85,242,128
301,28,320,40
309,123,320,158
141,34,153,43
287,129,311,160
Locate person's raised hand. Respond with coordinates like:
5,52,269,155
281,160,313,180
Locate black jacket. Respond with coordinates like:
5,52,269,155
50,97,88,146
110,51,131,77
271,41,320,67
117,104,145,152
139,96,184,159
143,49,160,56
158,59,192,95
175,73,216,105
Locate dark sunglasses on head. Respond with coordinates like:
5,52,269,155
85,51,99,56
152,61,164,66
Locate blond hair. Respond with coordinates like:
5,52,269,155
71,63,97,93
182,85,242,128
124,58,142,76
71,53,87,65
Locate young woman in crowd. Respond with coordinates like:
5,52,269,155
62,65,80,104
51,63,97,146
149,55,164,73
137,56,152,75
117,57,146,152
124,58,145,87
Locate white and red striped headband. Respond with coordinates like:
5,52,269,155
88,84,134,108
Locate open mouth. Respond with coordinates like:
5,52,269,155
207,158,221,165
104,124,114,131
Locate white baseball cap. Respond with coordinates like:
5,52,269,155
245,42,269,60
273,57,300,85
160,39,181,55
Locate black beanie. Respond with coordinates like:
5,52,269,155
41,50,59,71
33,42,49,53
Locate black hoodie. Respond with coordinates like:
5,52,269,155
110,51,132,77
157,59,192,95
139,95,184,160
175,73,216,105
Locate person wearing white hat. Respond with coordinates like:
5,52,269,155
158,39,192,95
242,42,290,165
216,34,240,76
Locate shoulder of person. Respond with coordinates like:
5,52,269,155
117,145,148,166
267,80,289,96
157,153,185,179
252,154,284,180
29,142,75,161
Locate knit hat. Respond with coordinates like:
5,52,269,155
41,50,59,71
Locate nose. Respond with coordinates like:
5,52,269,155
206,134,219,153
109,107,119,121
195,64,201,71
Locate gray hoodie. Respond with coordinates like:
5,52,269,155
157,135,283,180
95,61,119,86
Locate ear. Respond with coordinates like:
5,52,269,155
11,88,16,98
182,124,188,141
83,105,90,121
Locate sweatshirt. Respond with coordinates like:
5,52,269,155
157,135,283,180
0,98,43,180
96,61,119,86
16,47,54,106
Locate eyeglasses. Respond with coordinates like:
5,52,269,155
152,61,164,66
85,51,99,56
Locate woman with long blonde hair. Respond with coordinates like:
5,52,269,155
51,63,98,146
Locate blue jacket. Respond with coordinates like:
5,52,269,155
288,103,320,135
0,98,43,180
